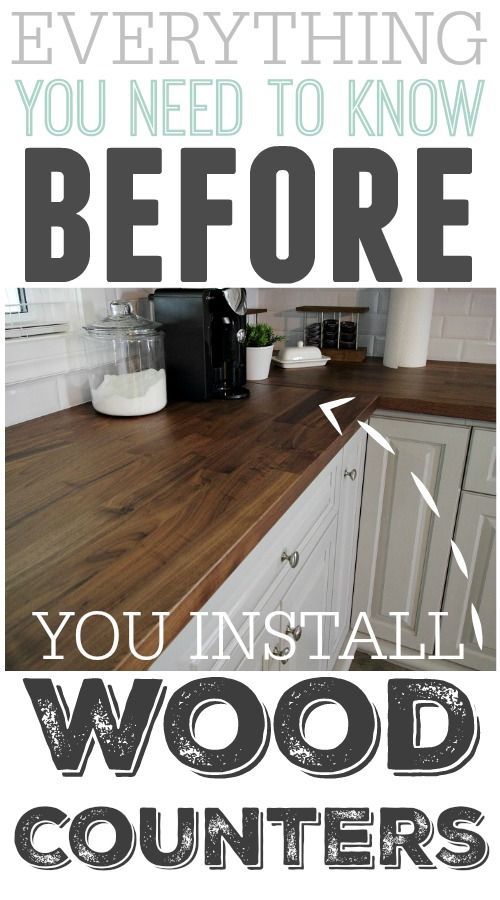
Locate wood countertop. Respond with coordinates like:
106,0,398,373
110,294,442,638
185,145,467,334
266,358,496,422
6,359,495,671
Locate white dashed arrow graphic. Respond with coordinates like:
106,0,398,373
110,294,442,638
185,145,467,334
319,397,481,653
318,397,356,435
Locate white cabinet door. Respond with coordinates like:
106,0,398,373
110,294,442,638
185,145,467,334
279,522,337,671
352,416,470,651
441,492,496,670
464,428,496,495
330,427,367,658
151,452,342,671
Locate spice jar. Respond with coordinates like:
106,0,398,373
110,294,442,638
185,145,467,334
83,301,167,416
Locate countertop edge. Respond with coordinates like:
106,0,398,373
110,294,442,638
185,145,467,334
6,362,496,671
116,390,496,671
115,397,379,671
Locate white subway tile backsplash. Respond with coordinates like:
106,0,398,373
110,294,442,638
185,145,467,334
470,290,496,317
357,288,390,315
462,341,496,364
433,290,472,317
6,371,91,427
428,338,464,361
5,287,112,426
6,288,496,429
256,288,495,365
358,314,387,336
430,316,444,337
376,293,389,315
6,378,61,426
363,335,374,356
373,336,386,356
443,315,492,340
57,371,91,410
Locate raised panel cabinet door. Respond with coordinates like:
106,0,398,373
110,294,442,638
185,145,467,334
441,492,496,670
330,427,367,659
352,416,470,651
464,428,496,495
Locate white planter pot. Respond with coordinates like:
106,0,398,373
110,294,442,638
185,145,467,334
246,345,274,381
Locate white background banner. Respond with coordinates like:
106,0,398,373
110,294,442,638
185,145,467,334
2,671,498,894
1,0,498,895
0,0,498,285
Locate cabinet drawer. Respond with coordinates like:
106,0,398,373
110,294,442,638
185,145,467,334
213,514,338,671
464,428,496,495
151,451,342,669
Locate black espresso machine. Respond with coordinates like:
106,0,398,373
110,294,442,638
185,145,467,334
153,288,249,401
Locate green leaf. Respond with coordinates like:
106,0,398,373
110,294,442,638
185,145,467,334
245,322,284,347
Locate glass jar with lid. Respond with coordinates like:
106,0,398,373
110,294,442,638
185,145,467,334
83,301,167,416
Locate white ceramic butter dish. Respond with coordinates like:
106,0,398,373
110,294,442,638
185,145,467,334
272,341,330,368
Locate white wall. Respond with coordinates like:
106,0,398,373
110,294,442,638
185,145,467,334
428,289,496,363
253,288,368,347
5,288,151,426
254,287,496,363
5,287,496,428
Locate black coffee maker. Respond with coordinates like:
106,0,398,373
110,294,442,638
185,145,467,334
153,288,250,401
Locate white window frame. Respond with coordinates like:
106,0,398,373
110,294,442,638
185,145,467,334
4,288,117,385
4,288,29,316
4,286,80,339
4,289,153,386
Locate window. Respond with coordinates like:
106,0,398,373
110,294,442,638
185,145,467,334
5,288,28,315
3,288,69,338
4,289,150,425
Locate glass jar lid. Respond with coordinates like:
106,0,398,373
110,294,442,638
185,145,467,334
83,301,163,337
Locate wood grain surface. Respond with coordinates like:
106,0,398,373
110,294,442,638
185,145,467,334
5,359,495,671
267,359,496,421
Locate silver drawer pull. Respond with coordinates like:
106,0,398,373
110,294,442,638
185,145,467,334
281,550,300,569
286,624,303,643
272,646,290,665
344,467,357,481
281,549,300,568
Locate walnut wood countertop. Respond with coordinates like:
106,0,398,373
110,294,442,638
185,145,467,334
266,358,496,422
6,359,495,671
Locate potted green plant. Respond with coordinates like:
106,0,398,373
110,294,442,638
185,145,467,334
245,322,284,381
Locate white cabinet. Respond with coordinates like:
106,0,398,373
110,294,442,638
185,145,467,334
464,428,496,495
150,410,495,672
273,428,366,671
235,619,281,672
201,520,338,673
278,523,337,670
152,444,343,671
352,416,470,652
441,492,496,670
152,428,365,671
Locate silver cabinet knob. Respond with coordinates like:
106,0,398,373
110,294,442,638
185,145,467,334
281,549,300,568
286,624,302,642
344,468,357,481
272,646,290,665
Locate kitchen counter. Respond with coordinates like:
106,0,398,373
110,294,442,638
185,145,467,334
266,357,496,421
6,359,495,670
